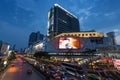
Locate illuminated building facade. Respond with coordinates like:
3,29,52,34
27,36,46,54
28,31,44,46
0,40,2,51
45,32,113,53
107,32,116,45
55,32,104,38
47,4,80,40
0,42,10,55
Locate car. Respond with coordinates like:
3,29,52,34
23,61,26,63
95,67,103,70
11,64,15,67
27,69,32,74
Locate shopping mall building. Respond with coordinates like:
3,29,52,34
45,32,114,54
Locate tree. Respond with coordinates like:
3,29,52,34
34,52,50,59
7,51,16,60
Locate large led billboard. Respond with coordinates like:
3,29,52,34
113,59,120,70
59,37,80,49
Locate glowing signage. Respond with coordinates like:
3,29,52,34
113,59,120,70
59,37,80,49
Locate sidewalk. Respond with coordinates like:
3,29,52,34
0,62,10,79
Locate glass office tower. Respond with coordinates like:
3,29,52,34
28,31,44,46
47,4,80,40
107,32,116,45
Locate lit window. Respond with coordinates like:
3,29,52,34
82,34,84,36
75,34,77,36
89,34,92,36
93,34,96,36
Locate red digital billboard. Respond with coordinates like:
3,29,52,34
113,59,120,70
59,37,80,49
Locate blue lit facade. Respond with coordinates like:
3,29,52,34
107,32,116,45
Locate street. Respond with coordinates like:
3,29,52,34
0,58,45,80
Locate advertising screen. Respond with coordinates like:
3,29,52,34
59,37,80,49
113,59,120,70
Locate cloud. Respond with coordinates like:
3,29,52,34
70,3,98,22
104,12,115,16
104,11,120,21
16,0,36,10
98,24,120,33
76,7,93,16
72,6,93,21
65,0,120,44
16,0,48,34
113,29,120,33
71,6,94,21
70,5,97,31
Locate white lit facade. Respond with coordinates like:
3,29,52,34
0,43,10,55
26,36,46,54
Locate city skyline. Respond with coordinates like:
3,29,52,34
0,0,120,50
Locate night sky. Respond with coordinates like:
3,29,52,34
0,0,120,50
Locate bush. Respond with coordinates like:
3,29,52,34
7,51,16,60
7,55,16,60
87,74,99,80
34,52,51,59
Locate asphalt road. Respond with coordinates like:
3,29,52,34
0,58,45,80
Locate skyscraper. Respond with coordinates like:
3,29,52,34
106,32,116,45
0,40,2,51
47,4,80,40
28,31,44,46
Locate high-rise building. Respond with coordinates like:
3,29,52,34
28,31,44,46
0,40,2,51
0,42,10,55
47,4,80,40
28,32,37,46
106,32,116,45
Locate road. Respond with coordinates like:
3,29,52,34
0,58,45,80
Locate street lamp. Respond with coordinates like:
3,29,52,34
3,60,7,67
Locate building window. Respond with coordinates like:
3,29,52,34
82,34,84,36
93,34,96,36
89,34,92,36
71,34,73,36
86,34,88,36
79,34,81,36
74,34,77,36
